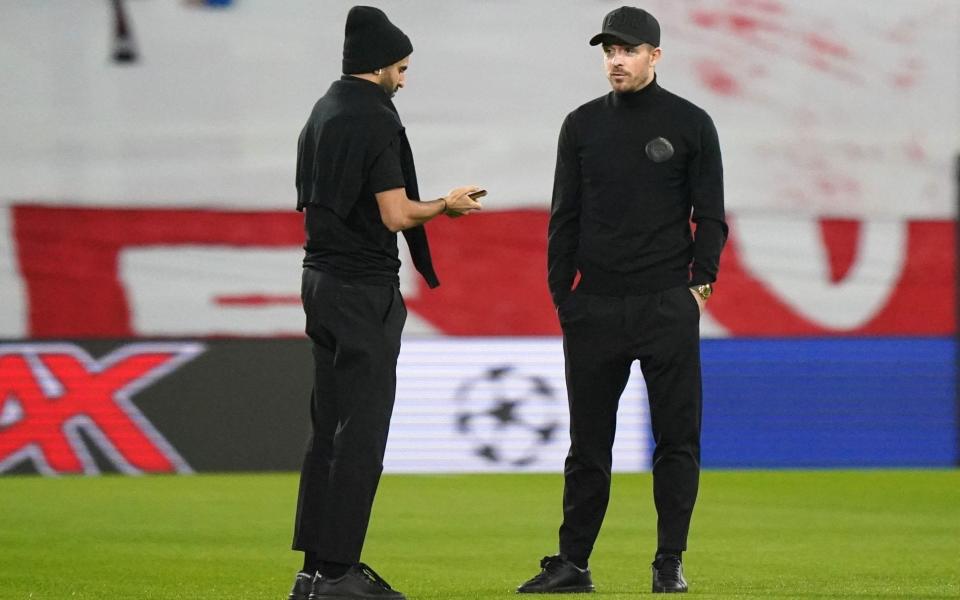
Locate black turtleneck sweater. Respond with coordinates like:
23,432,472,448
547,76,728,306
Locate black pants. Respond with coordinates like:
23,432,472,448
557,286,702,564
292,268,406,564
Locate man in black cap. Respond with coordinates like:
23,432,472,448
287,6,483,600
517,5,727,595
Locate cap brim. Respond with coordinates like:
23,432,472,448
588,30,644,46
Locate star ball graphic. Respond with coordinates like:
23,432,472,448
454,365,562,468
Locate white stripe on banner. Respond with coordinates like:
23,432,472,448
387,338,650,473
0,205,26,337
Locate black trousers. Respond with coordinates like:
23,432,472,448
292,268,406,564
557,286,702,564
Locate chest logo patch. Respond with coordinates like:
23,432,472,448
645,137,674,163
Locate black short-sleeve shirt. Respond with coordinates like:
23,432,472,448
302,136,406,286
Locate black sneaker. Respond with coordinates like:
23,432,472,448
289,571,318,600
651,554,688,593
309,563,405,599
517,555,595,594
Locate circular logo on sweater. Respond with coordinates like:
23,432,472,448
645,137,674,163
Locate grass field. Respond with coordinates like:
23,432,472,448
1,471,958,599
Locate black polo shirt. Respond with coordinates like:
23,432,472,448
302,137,406,286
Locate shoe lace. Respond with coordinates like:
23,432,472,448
529,555,565,583
355,563,395,591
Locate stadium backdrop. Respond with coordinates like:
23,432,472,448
1,0,957,475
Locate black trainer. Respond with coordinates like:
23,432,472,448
517,555,595,594
309,563,405,599
651,554,688,593
289,571,318,600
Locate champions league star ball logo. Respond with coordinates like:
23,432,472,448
454,365,561,468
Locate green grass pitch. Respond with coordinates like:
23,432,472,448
1,471,958,599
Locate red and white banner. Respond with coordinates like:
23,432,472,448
0,2,957,339
2,205,953,338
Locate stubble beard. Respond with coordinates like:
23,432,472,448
377,74,399,98
608,70,652,93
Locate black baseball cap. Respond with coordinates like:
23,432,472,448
589,6,660,47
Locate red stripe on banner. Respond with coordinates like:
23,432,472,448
13,205,302,337
407,210,559,335
9,206,956,337
215,294,301,306
857,220,955,334
819,219,861,283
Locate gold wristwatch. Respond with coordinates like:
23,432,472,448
691,284,713,301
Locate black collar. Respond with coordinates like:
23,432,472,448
611,74,661,108
334,75,399,117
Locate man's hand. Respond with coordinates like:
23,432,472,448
444,186,484,217
689,288,706,314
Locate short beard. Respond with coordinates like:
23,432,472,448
380,80,398,98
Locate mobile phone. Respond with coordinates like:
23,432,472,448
468,189,487,199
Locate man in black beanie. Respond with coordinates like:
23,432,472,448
287,6,483,600
516,5,727,595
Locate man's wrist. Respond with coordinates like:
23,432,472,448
690,283,713,301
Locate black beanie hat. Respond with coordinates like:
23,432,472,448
342,6,413,74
